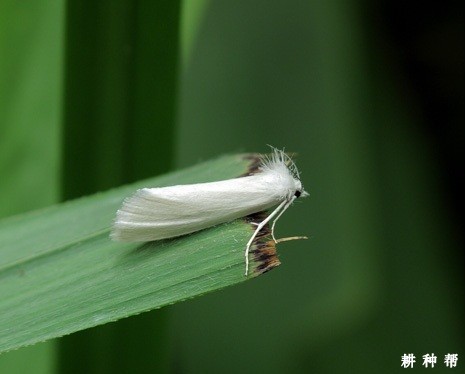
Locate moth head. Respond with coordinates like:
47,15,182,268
293,180,309,198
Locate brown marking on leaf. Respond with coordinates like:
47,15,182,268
245,212,281,276
240,153,262,177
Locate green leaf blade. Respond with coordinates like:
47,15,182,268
0,154,277,353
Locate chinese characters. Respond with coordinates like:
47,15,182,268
401,353,458,368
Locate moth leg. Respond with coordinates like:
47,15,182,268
245,200,288,276
270,197,295,242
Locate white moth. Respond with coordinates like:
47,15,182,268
111,148,308,275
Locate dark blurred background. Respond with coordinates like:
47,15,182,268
0,1,462,373
375,1,463,225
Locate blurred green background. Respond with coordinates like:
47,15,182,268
0,1,463,373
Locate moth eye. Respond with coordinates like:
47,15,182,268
294,190,301,198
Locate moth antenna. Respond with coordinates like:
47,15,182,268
274,236,308,244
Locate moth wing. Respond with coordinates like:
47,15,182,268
111,175,280,242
